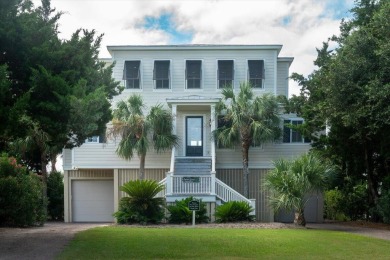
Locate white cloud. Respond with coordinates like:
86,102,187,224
32,0,349,96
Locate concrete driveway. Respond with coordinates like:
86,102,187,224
0,222,109,260
307,222,390,241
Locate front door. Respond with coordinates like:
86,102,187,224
186,116,203,156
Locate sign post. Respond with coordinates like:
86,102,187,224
188,200,200,226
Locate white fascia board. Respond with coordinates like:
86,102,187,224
107,44,283,55
166,96,220,106
277,57,294,67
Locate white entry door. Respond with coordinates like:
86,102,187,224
72,180,114,222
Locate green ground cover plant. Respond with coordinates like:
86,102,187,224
166,196,209,224
58,227,390,259
215,201,255,223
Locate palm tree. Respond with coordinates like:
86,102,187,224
109,94,178,179
264,153,330,226
214,82,281,198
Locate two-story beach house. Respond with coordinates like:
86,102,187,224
62,44,323,223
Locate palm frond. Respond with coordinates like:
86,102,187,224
120,179,164,199
264,153,331,214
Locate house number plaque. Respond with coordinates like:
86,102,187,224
182,177,200,183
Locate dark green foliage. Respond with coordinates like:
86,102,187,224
113,180,165,224
376,176,390,223
324,189,347,221
167,197,209,224
47,171,64,220
288,0,390,222
0,0,121,175
325,184,368,221
215,201,255,223
0,155,46,226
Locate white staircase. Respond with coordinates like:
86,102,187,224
157,158,256,215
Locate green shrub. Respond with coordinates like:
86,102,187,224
167,197,209,224
47,171,64,220
113,180,165,224
376,176,390,224
0,155,46,226
343,183,368,220
324,189,347,221
215,201,255,223
325,183,368,221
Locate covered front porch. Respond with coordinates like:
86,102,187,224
162,96,256,214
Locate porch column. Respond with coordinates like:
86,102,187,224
64,170,69,222
170,104,177,173
114,169,119,214
210,104,216,172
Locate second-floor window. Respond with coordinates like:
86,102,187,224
86,136,99,143
283,120,311,143
186,60,202,89
248,60,265,88
218,60,234,89
123,61,141,89
153,60,170,89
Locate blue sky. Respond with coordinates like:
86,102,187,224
32,0,354,95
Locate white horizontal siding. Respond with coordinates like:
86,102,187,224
216,142,310,169
63,148,72,170
276,61,289,96
111,49,278,107
70,142,171,169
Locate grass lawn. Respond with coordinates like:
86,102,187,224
58,226,390,259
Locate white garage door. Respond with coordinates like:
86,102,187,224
72,180,114,222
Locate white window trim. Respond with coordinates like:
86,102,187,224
216,59,235,91
153,59,172,92
246,59,265,90
282,118,309,144
123,60,143,91
184,59,204,91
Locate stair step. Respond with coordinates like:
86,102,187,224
174,157,212,175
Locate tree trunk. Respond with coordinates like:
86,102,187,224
139,154,146,180
50,153,57,172
294,209,306,226
40,151,48,223
242,144,250,198
364,146,379,221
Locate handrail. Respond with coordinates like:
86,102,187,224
215,178,256,214
156,177,167,198
157,175,255,215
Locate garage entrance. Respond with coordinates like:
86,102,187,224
71,180,114,222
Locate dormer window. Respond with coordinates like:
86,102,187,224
153,60,170,89
248,60,264,88
123,61,140,89
218,60,234,89
186,60,202,89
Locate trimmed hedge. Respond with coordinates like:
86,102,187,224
47,171,64,220
0,155,46,226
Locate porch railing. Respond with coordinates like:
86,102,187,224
215,178,256,214
158,173,255,214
